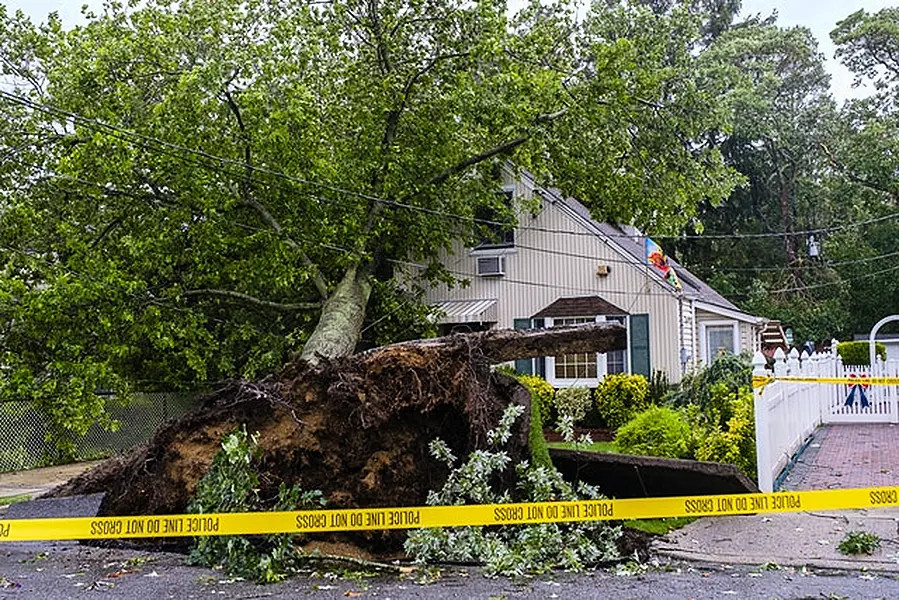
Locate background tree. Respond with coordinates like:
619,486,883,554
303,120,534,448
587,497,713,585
0,0,740,453
823,8,899,338
673,22,846,343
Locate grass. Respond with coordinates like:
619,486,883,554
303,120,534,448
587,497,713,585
546,440,618,453
623,517,696,535
0,494,32,506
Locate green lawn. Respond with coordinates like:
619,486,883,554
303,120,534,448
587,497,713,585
0,493,32,506
547,440,618,453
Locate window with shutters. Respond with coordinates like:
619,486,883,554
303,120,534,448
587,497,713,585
552,317,598,380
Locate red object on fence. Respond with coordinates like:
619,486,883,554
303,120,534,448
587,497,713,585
849,372,870,390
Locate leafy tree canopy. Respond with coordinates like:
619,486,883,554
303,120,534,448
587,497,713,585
0,0,740,452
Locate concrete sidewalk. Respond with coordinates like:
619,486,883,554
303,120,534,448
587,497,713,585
0,461,101,500
656,424,899,572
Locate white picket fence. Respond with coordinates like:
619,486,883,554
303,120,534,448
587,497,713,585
753,345,899,492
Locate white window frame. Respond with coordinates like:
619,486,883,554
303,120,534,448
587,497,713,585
606,315,631,375
545,315,606,388
700,320,739,364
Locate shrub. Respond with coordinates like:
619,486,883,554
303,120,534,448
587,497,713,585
694,386,756,479
615,406,691,458
518,374,555,428
668,353,751,414
837,341,886,366
554,387,592,424
523,380,553,470
646,370,671,405
405,404,621,576
595,374,649,429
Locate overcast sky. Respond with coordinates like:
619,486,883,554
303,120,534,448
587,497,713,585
3,0,895,101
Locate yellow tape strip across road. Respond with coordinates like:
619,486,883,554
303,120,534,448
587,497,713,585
752,375,899,389
1,487,898,542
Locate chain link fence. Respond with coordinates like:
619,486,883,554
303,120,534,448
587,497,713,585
0,393,199,473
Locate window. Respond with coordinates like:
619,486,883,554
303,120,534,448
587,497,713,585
474,188,515,249
606,316,627,374
553,317,598,380
702,322,737,363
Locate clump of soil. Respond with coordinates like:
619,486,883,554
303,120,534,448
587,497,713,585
50,340,531,555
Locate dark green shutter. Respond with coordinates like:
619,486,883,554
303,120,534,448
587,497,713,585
532,318,546,377
513,318,533,374
630,314,650,378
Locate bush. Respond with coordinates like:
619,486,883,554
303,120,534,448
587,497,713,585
837,341,886,366
554,387,592,424
615,406,691,459
594,374,649,429
668,353,751,415
694,386,756,479
646,370,671,405
518,374,555,428
521,377,553,470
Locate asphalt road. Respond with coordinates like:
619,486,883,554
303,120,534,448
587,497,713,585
1,540,898,599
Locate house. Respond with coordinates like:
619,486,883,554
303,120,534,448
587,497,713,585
425,170,765,386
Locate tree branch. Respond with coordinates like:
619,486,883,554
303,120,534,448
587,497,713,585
394,108,568,205
821,142,899,202
182,289,321,311
239,196,331,300
220,78,332,300
222,78,254,204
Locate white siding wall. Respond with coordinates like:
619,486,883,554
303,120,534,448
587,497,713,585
426,179,687,382
693,308,759,366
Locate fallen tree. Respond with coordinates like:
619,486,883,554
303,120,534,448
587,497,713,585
50,323,626,554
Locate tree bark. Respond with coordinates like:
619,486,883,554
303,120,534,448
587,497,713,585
362,321,627,364
299,265,372,363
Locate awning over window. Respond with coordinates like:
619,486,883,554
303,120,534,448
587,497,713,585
532,296,627,319
431,299,498,324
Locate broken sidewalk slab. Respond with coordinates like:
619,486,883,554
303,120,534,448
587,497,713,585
549,449,758,499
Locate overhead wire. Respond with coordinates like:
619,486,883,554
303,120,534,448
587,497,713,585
3,89,899,246
7,146,899,279
6,91,899,304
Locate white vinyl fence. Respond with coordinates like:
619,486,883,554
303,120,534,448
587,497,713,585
753,345,899,492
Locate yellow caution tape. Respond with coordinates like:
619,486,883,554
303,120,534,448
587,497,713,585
752,375,899,389
2,487,898,542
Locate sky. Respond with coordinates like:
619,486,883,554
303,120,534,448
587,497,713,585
2,0,896,101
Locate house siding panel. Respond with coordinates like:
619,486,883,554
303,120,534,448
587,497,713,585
427,189,685,382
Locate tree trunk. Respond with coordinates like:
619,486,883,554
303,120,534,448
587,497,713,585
299,265,372,364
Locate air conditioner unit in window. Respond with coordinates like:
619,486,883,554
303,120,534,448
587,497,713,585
476,256,506,277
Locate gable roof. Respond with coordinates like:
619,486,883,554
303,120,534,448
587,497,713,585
529,180,759,323
532,296,628,319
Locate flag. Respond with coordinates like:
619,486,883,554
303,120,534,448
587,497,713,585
645,238,681,290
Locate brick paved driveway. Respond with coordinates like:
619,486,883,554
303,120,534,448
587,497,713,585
780,423,899,490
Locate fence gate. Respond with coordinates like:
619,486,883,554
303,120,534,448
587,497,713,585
753,347,899,492
824,360,899,424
